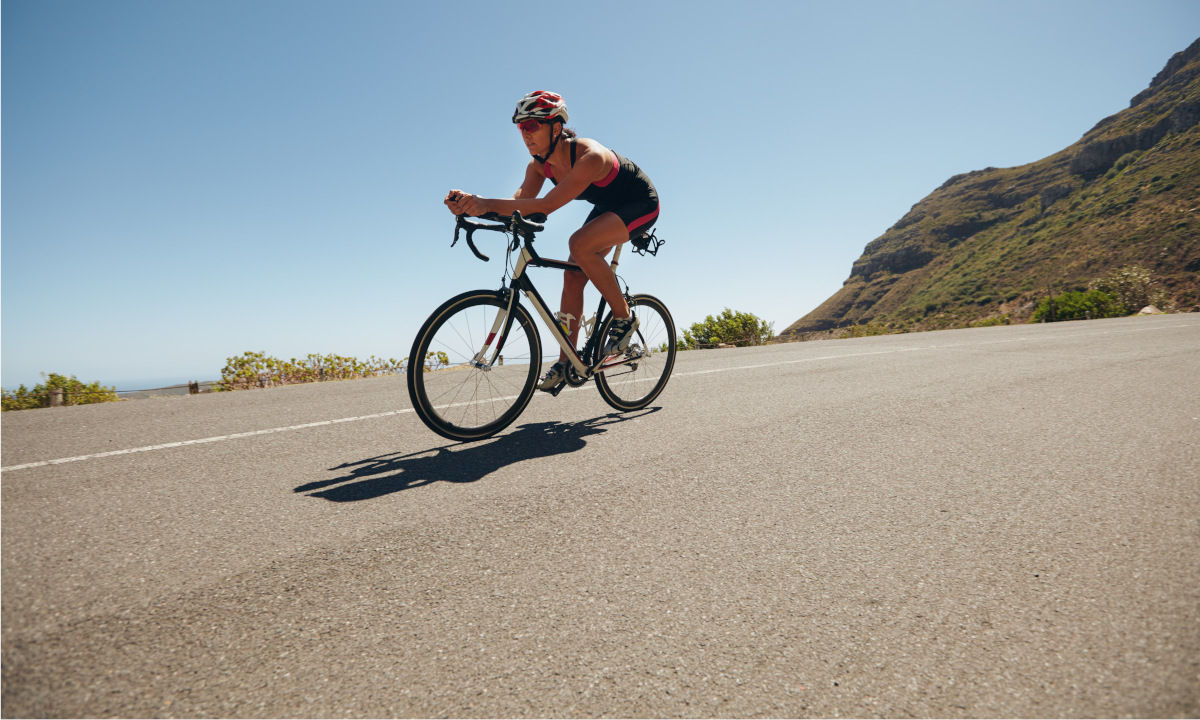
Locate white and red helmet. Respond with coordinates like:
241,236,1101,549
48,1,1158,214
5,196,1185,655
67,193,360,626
512,90,569,124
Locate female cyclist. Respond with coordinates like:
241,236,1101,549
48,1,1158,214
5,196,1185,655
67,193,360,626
444,90,660,391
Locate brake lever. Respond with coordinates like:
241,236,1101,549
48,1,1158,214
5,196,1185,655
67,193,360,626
449,215,487,261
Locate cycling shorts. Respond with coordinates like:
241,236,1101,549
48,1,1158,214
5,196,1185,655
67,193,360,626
586,197,660,239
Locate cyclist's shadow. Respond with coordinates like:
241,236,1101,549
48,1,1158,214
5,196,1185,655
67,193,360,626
295,409,658,502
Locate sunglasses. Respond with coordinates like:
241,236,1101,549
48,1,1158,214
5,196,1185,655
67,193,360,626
516,118,544,133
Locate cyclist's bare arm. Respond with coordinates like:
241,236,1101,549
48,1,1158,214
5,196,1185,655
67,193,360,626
444,143,612,218
513,161,546,199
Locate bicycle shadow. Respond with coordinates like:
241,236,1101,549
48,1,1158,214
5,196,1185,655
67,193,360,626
295,408,659,502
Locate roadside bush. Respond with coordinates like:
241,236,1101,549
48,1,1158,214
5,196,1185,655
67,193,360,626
1089,264,1171,314
1032,289,1122,322
2,373,120,411
839,322,894,338
678,309,774,350
219,351,407,391
970,315,1011,328
422,351,450,371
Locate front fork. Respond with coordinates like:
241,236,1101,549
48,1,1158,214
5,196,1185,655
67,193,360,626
470,287,519,370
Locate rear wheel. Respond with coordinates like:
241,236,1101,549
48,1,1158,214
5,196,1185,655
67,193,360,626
595,294,676,411
407,291,541,441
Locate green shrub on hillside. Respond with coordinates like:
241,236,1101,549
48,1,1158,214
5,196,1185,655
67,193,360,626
1032,265,1174,323
2,373,120,411
1089,264,1171,314
970,315,1011,327
839,322,894,338
1032,290,1123,323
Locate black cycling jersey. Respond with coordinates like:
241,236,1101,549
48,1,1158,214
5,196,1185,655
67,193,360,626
545,139,659,238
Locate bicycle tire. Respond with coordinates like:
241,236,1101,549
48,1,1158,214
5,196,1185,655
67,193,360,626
407,290,541,441
595,294,676,411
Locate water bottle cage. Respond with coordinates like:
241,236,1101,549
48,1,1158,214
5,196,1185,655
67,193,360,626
555,312,576,334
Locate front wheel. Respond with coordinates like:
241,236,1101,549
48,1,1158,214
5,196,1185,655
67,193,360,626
595,294,676,411
407,290,541,441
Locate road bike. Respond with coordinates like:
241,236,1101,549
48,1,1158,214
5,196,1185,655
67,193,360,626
407,211,676,441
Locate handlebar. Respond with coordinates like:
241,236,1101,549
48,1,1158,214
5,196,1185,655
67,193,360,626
452,211,548,262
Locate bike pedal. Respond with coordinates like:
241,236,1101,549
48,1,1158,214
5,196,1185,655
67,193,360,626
540,381,567,397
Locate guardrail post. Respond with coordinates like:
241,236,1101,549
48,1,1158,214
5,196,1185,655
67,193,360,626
49,388,64,407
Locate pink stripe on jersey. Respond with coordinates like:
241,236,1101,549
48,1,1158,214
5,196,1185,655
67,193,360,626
594,154,620,187
545,153,619,187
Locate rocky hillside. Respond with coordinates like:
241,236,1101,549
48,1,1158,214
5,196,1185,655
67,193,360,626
781,38,1200,339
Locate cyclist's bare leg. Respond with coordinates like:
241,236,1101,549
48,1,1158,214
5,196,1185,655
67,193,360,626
556,268,588,363
568,212,631,318
552,213,630,365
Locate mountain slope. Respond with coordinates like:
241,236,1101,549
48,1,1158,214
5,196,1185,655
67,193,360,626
781,38,1200,339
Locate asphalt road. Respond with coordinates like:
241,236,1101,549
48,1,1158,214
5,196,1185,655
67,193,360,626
3,314,1198,718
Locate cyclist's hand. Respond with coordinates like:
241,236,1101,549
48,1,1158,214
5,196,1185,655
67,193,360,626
445,190,485,216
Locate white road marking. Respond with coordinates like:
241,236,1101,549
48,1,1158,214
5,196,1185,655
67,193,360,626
1,410,411,473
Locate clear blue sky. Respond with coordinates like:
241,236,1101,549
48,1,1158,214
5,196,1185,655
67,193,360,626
3,0,1197,390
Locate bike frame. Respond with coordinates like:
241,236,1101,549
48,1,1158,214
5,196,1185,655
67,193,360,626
475,236,626,380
